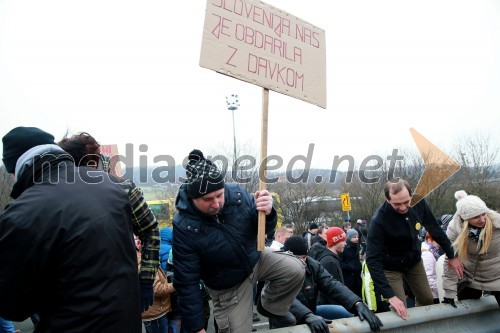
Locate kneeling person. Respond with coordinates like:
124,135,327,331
274,236,383,333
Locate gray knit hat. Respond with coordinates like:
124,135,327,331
454,190,489,221
346,229,358,240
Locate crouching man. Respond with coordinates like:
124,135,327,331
173,150,306,333
273,236,383,333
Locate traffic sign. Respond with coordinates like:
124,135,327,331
340,193,351,211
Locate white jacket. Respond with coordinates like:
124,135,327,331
421,242,438,299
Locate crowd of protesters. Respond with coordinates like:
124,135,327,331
0,126,498,333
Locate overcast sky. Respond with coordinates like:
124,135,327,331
1,0,499,171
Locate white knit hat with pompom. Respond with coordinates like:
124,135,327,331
454,190,488,220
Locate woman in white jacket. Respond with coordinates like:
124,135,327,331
442,191,500,307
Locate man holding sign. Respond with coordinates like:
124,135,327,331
173,149,305,333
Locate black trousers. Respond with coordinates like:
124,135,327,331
458,287,500,307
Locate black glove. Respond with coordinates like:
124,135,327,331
304,313,329,333
355,302,383,332
140,280,154,312
442,297,457,308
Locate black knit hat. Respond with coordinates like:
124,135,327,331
283,235,308,256
2,126,55,173
186,149,225,199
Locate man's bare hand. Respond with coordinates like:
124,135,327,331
389,296,407,320
254,190,273,215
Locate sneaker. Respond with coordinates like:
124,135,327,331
253,311,260,322
256,298,295,327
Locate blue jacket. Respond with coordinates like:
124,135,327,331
172,183,276,332
159,227,173,271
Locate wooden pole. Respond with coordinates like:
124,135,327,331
257,88,269,251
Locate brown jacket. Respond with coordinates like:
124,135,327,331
138,253,176,321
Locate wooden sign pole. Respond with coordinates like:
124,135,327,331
257,88,269,251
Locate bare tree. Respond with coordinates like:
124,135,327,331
452,132,500,210
339,146,460,222
210,140,260,193
382,146,461,217
270,181,336,235
341,171,386,224
390,147,423,189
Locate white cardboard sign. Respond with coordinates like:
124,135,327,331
200,0,326,108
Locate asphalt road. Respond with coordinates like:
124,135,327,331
12,304,269,332
13,319,147,333
13,319,148,333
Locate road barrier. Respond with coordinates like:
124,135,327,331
261,296,499,333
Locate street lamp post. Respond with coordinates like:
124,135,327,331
226,94,240,171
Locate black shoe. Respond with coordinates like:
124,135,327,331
257,298,296,327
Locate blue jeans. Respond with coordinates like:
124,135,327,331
0,317,15,333
315,305,353,320
144,314,168,333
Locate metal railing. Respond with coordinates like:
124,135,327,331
260,296,499,333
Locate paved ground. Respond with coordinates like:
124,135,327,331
12,304,269,332
13,320,148,333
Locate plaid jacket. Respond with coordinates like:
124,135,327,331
114,176,160,282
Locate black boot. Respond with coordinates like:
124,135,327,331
257,298,296,327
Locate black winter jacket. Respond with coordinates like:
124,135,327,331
173,183,276,332
366,199,455,299
309,243,344,283
291,257,361,321
340,242,362,298
0,156,141,332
